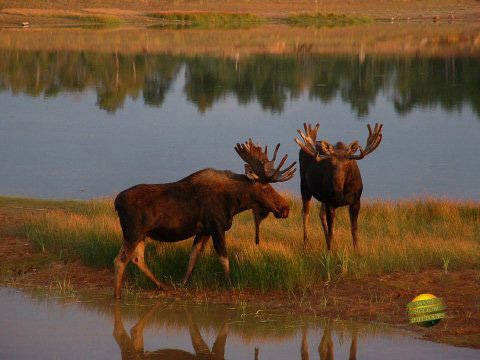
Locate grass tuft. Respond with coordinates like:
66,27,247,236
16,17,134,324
146,12,264,29
62,14,124,25
287,13,373,27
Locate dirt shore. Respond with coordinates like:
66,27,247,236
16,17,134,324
1,0,480,26
1,206,479,349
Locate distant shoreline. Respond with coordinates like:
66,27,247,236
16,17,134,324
1,0,480,27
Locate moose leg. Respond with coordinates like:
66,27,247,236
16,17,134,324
325,205,336,251
253,207,269,245
349,327,358,360
211,321,229,358
186,309,210,355
113,301,138,356
182,235,209,285
318,320,334,360
301,326,310,360
130,301,165,353
349,201,361,250
114,243,136,299
132,241,170,291
212,229,231,288
302,195,312,247
319,203,328,241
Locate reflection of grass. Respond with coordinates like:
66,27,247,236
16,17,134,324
7,195,478,292
0,24,479,58
146,12,264,28
287,13,372,27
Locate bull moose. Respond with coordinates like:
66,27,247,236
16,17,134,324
294,123,383,250
113,140,296,299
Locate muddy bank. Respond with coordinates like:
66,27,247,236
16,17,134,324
1,227,478,349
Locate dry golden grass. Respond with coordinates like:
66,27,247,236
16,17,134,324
2,195,477,291
1,0,479,21
1,8,124,24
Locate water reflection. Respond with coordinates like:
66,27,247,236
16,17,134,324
301,322,358,360
114,302,229,359
1,50,478,117
2,289,480,359
113,301,361,360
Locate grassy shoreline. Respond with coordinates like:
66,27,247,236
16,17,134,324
1,0,479,27
1,195,479,291
1,195,479,348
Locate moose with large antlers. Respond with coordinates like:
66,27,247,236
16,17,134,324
294,123,383,251
113,140,296,299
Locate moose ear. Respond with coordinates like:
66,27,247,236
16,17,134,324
244,164,260,181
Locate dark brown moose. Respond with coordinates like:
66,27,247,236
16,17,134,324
294,123,383,250
113,139,296,299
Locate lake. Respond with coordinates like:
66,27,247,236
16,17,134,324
0,25,479,201
0,288,479,359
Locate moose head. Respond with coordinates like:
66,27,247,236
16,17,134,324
235,139,296,244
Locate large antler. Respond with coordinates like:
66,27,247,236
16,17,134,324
234,139,296,183
294,123,335,162
347,123,383,160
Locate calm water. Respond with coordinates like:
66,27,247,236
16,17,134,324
1,47,480,200
0,288,478,359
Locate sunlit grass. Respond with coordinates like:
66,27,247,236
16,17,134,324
1,8,124,25
146,12,264,29
62,14,124,25
8,195,479,292
287,13,373,27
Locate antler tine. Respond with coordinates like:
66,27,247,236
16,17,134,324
277,166,297,182
271,143,280,162
296,128,317,152
348,123,383,160
277,161,297,177
271,150,298,183
295,123,332,162
275,154,288,174
273,160,297,182
235,139,296,183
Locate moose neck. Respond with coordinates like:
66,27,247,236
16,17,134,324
226,174,260,216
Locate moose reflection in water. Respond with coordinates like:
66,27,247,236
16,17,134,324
113,140,296,298
295,123,383,250
1,50,479,117
113,302,228,359
113,302,358,360
301,321,358,360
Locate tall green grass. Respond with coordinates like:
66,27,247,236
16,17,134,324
15,196,480,292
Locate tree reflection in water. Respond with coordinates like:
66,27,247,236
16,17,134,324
1,50,478,118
